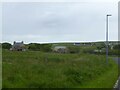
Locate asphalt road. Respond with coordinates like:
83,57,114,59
113,57,120,89
113,57,120,65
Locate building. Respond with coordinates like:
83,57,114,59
10,41,26,51
73,42,93,46
52,46,68,53
73,43,81,46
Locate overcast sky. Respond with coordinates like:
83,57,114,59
1,0,118,44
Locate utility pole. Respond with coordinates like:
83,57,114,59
106,14,112,65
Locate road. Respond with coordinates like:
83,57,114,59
113,57,120,65
113,57,120,89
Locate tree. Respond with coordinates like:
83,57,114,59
113,44,120,50
28,43,52,52
28,43,39,51
2,43,12,49
68,46,80,53
41,44,52,52
96,43,106,50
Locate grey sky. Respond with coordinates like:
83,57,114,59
0,2,2,43
2,1,118,44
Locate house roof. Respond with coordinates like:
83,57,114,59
14,42,23,45
13,42,24,48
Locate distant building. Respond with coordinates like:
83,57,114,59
74,43,81,46
10,41,26,51
73,42,93,46
52,46,68,53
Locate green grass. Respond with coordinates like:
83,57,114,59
0,48,2,89
79,60,118,88
2,50,118,88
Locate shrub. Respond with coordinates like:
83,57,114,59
2,43,12,50
68,46,80,53
28,43,52,52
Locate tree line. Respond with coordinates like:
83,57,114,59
1,42,52,52
1,42,120,56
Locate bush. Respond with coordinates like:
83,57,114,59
108,49,119,56
68,46,80,53
2,43,12,50
28,43,39,51
28,43,52,52
113,44,120,50
41,44,52,52
96,43,106,50
82,47,96,54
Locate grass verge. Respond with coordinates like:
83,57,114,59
2,50,118,88
79,59,118,88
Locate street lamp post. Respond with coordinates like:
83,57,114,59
106,14,112,65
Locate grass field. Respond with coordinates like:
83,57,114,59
2,50,118,88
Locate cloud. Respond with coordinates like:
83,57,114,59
0,3,2,42
2,0,119,3
2,2,118,43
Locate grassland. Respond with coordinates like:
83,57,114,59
0,48,2,89
2,50,118,88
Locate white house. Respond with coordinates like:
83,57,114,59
52,46,68,53
10,41,26,51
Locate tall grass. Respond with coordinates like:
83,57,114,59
2,50,118,88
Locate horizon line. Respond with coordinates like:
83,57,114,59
1,40,119,44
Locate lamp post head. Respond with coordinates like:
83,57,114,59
107,14,112,16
